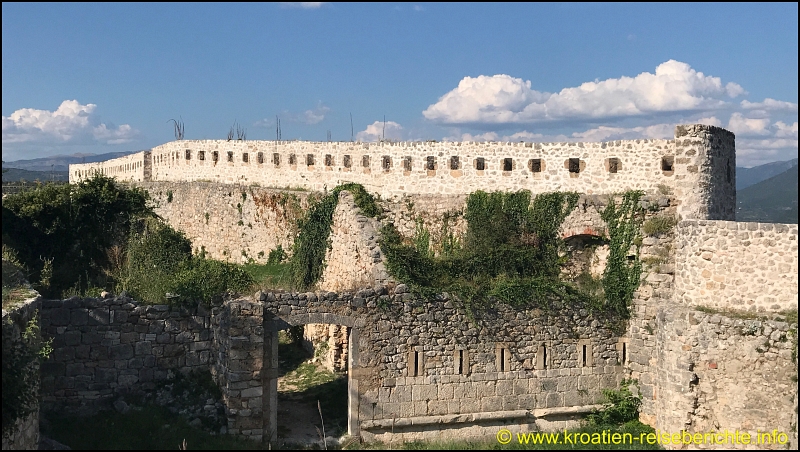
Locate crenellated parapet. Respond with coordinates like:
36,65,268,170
70,124,737,221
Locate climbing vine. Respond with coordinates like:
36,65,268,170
2,312,52,437
289,183,380,290
380,190,582,311
600,191,644,319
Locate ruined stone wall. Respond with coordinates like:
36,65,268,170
318,191,391,291
252,288,627,444
70,125,736,221
136,181,312,263
650,306,797,450
39,296,213,413
210,299,266,442
674,220,798,312
303,323,349,372
1,295,42,450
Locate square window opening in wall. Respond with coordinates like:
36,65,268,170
198,151,205,161
362,155,370,168
529,158,542,173
454,348,469,375
242,152,249,163
403,156,412,171
495,345,511,372
569,158,580,173
325,154,333,167
257,152,264,164
475,157,485,171
185,149,191,160
382,155,391,171
426,156,436,171
661,156,674,173
289,154,297,166
306,154,315,166
503,158,513,172
273,153,281,167
408,349,424,377
212,151,219,163
608,157,620,173
450,156,460,170
343,155,352,168
227,151,234,163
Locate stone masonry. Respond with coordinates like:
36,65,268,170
70,125,737,223
50,123,798,448
675,220,798,312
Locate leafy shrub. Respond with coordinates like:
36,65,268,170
121,219,192,304
2,176,152,297
642,214,677,236
120,218,253,306
170,257,254,306
2,312,52,436
267,245,286,265
380,190,582,309
587,379,642,426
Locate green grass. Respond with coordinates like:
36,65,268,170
243,262,292,290
43,405,256,450
277,330,349,439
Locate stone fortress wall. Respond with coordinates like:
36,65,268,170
71,151,150,183
70,124,737,222
59,124,798,448
674,220,798,312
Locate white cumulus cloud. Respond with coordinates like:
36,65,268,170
741,98,798,112
774,121,798,139
2,100,138,146
727,112,772,136
423,60,746,125
356,121,404,142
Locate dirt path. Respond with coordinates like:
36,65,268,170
275,334,347,447
276,393,324,446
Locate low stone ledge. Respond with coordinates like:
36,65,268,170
361,405,602,430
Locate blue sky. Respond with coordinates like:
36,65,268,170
2,2,797,167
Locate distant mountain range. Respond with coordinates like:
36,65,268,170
737,163,798,224
737,158,798,190
2,150,140,172
2,167,69,183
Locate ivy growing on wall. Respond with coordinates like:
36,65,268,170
289,183,380,290
2,312,52,437
380,190,583,310
600,191,644,319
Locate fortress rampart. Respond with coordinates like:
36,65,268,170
674,220,798,312
55,124,799,448
70,124,737,222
